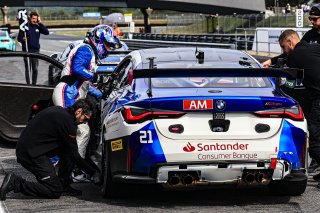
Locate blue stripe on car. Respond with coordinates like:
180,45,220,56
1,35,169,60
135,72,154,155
130,121,166,173
278,120,306,169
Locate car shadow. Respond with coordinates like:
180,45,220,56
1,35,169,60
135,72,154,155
77,183,293,208
0,139,16,149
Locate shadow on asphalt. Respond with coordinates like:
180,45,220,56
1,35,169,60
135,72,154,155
0,140,16,149
77,183,292,208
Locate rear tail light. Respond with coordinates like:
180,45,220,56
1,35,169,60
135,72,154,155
270,158,277,170
253,105,304,121
121,106,185,124
1,40,10,42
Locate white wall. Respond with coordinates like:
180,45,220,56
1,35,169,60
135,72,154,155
252,27,310,53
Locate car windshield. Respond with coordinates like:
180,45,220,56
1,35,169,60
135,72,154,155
150,77,271,88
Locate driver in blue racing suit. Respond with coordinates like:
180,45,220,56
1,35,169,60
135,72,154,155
52,25,121,181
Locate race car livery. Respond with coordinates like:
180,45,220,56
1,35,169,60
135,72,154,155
97,47,308,198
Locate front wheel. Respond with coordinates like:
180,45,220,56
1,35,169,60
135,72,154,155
268,178,307,196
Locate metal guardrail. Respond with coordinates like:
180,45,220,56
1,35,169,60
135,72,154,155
124,33,253,50
122,38,235,50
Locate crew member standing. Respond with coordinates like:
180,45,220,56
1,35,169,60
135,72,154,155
277,29,320,187
262,4,320,172
18,11,49,85
0,99,100,200
52,24,120,181
262,4,320,67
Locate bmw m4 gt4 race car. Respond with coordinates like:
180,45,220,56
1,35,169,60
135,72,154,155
98,47,308,198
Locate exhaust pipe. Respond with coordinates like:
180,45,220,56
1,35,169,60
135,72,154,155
181,174,194,185
244,173,255,183
168,174,180,185
255,172,264,183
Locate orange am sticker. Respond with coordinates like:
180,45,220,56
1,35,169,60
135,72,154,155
183,100,213,110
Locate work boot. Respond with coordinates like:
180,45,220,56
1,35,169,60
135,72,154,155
62,185,82,196
313,173,320,181
0,173,15,201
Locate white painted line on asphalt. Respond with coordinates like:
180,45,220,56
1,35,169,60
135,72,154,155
0,201,9,213
0,156,16,160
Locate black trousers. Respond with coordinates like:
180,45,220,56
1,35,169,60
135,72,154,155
308,99,320,165
14,150,75,199
23,57,39,85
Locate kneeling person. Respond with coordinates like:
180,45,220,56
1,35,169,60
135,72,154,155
0,99,100,200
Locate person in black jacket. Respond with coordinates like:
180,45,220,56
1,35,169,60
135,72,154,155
262,4,320,68
277,29,320,187
17,11,49,85
0,99,100,200
262,4,320,172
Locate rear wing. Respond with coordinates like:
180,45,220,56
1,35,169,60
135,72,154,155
133,68,304,80
132,68,304,97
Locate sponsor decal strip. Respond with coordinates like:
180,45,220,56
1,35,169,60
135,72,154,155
182,142,260,160
111,139,123,151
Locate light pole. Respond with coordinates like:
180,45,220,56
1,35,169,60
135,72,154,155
1,5,10,25
146,7,153,33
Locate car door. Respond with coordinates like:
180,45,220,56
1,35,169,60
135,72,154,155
0,52,63,142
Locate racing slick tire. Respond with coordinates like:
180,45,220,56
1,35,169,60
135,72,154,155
101,142,123,198
268,178,307,196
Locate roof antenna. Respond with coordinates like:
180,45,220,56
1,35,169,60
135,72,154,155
195,47,204,64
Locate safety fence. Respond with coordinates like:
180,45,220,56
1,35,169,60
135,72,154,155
126,33,254,50
1,12,313,34
121,38,235,51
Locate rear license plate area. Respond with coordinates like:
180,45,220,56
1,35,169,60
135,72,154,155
209,112,230,132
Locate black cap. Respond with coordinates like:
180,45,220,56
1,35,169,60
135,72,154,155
310,4,320,16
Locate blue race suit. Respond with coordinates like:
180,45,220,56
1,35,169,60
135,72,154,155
52,43,102,107
52,43,102,161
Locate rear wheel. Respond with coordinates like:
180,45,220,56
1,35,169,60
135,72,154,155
268,179,307,196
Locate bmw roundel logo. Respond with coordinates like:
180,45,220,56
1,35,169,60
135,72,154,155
215,100,226,111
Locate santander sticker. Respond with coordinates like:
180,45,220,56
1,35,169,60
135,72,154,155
183,142,196,152
183,99,213,110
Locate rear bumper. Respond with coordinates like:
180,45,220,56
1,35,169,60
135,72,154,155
112,160,305,186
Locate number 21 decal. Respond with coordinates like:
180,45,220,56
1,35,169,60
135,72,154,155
139,130,153,144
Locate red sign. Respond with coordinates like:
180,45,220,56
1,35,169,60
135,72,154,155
183,99,213,110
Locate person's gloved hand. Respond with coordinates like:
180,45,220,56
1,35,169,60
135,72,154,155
91,171,102,185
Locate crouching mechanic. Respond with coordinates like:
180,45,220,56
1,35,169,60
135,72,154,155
0,99,100,200
52,25,120,180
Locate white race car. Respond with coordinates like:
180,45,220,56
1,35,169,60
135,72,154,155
97,47,308,198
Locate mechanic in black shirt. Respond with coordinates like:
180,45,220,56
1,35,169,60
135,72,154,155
0,99,100,201
262,4,320,67
278,29,320,187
